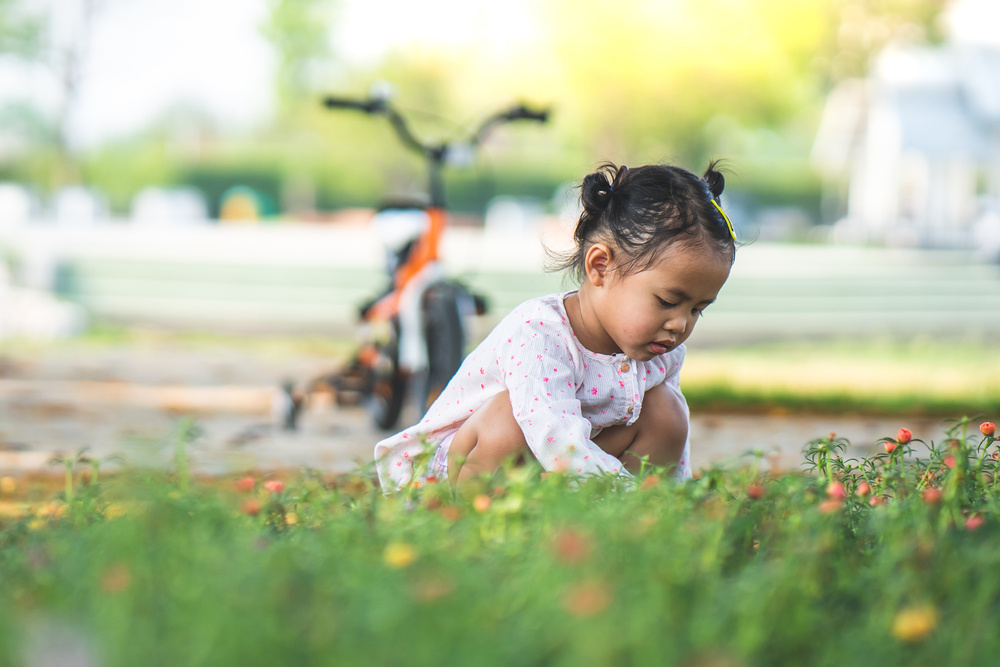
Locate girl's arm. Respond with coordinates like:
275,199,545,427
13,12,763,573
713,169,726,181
500,339,630,478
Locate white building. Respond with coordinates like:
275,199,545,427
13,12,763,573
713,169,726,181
812,0,1000,256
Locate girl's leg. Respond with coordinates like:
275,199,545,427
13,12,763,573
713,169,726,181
447,391,531,487
593,383,688,475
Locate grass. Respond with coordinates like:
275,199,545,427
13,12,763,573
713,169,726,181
681,336,1000,417
0,418,999,666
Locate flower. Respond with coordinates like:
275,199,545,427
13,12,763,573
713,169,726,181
100,564,133,593
241,498,262,516
383,542,417,569
891,604,939,642
551,527,592,565
562,580,612,617
235,476,255,493
855,481,871,498
826,481,847,501
944,455,956,469
472,494,491,512
884,441,897,454
896,428,912,444
922,487,942,504
965,514,985,531
746,483,766,500
640,476,660,491
818,498,842,514
263,479,285,494
869,495,887,507
982,422,996,437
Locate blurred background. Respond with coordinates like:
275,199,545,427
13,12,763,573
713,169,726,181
0,0,998,474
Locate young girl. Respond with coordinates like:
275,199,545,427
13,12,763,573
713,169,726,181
374,162,736,491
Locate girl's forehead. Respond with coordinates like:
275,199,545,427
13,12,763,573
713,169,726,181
637,245,731,292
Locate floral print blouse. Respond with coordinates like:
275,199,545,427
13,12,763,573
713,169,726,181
374,291,692,491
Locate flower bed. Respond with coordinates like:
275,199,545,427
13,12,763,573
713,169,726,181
0,419,997,666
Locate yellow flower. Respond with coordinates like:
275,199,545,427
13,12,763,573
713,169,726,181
0,476,17,495
892,604,939,642
383,542,417,569
284,512,298,526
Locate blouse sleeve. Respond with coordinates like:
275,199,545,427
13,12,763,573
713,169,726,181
498,324,630,479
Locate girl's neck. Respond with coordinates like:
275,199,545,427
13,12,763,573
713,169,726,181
565,287,622,356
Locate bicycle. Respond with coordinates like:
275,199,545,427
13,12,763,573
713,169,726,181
281,88,548,431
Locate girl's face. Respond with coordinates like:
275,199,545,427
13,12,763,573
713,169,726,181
583,242,731,361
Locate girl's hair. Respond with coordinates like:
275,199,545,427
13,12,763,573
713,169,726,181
551,162,737,283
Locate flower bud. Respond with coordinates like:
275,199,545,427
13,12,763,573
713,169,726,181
922,487,942,504
896,428,912,444
855,481,871,497
982,422,996,437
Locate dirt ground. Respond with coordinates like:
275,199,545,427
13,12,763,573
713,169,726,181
0,343,944,478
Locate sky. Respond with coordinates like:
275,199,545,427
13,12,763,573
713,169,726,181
0,0,997,151
0,0,537,150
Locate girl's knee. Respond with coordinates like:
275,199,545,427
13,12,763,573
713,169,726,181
452,391,528,463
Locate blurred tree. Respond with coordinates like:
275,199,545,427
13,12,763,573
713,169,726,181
536,0,943,166
0,0,43,57
259,0,339,120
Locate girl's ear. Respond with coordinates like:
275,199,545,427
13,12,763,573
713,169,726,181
584,243,613,287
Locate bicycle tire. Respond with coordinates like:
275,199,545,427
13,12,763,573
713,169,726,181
369,318,408,430
421,282,467,410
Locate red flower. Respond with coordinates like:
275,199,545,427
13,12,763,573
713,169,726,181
235,476,255,493
884,441,897,454
746,483,766,500
897,428,912,444
855,481,871,498
826,481,847,501
981,422,996,437
263,479,285,494
965,514,986,531
922,487,942,504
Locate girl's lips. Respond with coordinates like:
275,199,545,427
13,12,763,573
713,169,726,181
650,341,673,354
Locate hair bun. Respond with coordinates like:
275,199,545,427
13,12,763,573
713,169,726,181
702,161,725,199
580,168,614,217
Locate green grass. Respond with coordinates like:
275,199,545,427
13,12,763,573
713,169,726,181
682,336,1000,417
1,418,999,666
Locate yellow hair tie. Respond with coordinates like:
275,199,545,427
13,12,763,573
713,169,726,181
711,199,737,241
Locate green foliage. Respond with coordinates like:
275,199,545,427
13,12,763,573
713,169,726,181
1,418,999,665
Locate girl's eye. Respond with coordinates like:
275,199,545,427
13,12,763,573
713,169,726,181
656,297,675,308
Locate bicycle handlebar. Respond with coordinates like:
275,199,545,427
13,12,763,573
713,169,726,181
321,93,549,159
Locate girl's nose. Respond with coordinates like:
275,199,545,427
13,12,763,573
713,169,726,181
665,315,687,334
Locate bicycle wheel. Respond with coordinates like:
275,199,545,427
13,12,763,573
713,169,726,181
369,318,408,430
421,281,467,410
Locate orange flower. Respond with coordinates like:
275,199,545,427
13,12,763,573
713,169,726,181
562,580,612,617
472,494,491,512
100,564,132,593
855,481,871,498
241,498,262,516
746,483,766,500
640,476,660,491
263,479,285,494
551,527,592,565
981,422,996,437
235,476,255,493
897,428,912,444
818,499,842,514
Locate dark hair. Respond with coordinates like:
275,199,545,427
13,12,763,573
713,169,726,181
550,161,737,283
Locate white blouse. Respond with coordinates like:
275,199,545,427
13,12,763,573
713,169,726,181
373,291,692,491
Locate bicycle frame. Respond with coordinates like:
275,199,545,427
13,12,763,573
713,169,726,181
316,90,549,428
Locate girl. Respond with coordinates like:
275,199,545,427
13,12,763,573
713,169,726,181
374,162,736,491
